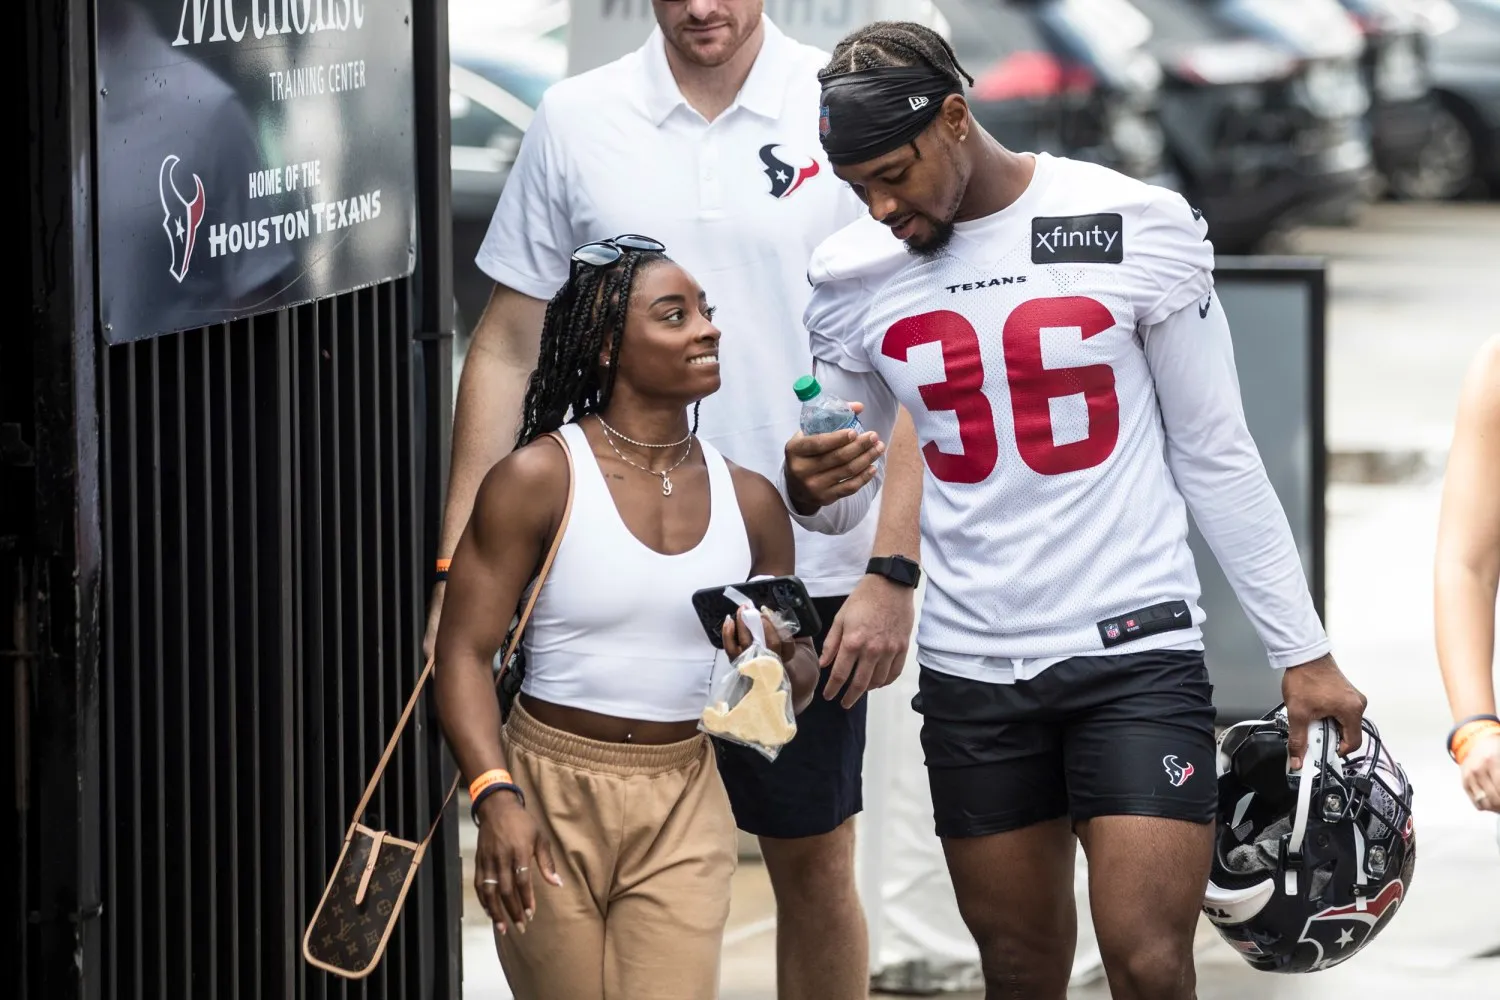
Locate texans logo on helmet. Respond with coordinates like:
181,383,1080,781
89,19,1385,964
760,144,820,200
159,154,206,284
1162,755,1195,787
1298,878,1405,971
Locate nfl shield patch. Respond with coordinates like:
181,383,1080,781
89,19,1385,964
1105,623,1120,640
818,105,831,138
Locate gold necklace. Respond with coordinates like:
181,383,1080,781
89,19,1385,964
596,416,691,450
599,422,694,497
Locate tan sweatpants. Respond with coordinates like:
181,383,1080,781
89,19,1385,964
494,702,738,1000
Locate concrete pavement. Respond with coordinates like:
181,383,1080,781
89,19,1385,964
457,202,1500,998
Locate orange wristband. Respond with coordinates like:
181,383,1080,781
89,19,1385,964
436,557,452,572
468,768,513,801
1453,721,1500,766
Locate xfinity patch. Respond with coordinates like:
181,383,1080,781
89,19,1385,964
1032,213,1124,265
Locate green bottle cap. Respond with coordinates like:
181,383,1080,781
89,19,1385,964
793,375,821,401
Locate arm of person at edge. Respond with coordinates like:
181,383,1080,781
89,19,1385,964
1144,291,1364,770
423,286,548,661
1433,335,1500,813
727,464,823,715
433,438,568,937
425,96,572,661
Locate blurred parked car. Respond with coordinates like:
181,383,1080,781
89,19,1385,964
936,0,1173,185
1404,0,1500,198
448,21,564,333
1127,0,1373,251
1337,0,1443,198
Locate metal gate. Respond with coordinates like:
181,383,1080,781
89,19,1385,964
6,0,461,996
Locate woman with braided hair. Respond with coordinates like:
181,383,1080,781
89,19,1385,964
435,236,819,1000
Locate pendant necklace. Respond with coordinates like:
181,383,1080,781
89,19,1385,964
598,418,693,497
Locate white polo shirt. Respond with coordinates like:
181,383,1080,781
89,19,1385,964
477,15,879,598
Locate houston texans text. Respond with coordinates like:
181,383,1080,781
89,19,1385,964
208,190,383,259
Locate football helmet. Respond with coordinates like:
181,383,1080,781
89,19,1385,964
1202,707,1415,973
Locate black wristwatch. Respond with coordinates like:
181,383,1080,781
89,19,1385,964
867,555,921,589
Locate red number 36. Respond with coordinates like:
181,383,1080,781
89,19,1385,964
880,296,1120,484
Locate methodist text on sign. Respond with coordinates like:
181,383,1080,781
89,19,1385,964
95,0,416,343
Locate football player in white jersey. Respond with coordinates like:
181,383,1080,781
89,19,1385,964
778,22,1371,1000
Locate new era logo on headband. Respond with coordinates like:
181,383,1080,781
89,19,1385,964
908,95,929,111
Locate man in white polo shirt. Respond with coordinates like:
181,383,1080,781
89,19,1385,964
424,2,925,996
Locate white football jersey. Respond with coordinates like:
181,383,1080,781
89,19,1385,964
805,153,1225,669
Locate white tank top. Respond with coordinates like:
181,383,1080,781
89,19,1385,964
520,421,754,722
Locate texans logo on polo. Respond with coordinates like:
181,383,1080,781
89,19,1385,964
760,144,821,200
1297,879,1405,971
1162,755,1195,787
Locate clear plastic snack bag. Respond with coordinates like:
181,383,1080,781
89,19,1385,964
699,587,799,761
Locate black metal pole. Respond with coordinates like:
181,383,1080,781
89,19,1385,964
410,0,459,996
24,0,103,994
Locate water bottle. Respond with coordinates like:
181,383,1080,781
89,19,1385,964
794,375,862,436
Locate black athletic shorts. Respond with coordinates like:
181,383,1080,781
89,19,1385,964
914,649,1217,839
715,595,866,840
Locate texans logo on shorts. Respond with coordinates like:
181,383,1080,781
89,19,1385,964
1163,755,1195,787
760,144,820,200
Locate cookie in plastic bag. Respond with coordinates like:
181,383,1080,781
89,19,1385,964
699,589,798,761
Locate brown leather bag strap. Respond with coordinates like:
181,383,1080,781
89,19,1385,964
344,430,576,839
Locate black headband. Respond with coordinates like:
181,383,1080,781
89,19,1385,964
818,66,962,167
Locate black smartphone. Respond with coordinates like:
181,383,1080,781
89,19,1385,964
692,575,823,649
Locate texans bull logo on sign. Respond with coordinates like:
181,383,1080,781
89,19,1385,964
159,154,206,283
1298,878,1405,971
759,144,820,200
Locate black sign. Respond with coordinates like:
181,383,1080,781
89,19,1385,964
1031,213,1124,265
96,0,415,344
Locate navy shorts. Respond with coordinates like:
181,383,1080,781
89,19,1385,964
914,650,1218,839
715,596,866,840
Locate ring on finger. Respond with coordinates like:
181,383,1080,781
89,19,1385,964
481,878,500,886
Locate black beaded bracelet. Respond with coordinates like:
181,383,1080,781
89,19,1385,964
433,569,448,583
1446,713,1500,761
470,781,525,825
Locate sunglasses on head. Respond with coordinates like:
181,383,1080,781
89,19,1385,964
571,234,666,269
